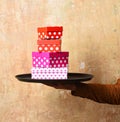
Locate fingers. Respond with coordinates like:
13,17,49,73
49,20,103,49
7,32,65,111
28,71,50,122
42,83,76,90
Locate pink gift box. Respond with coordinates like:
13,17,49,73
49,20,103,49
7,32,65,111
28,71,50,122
31,67,68,79
32,52,69,68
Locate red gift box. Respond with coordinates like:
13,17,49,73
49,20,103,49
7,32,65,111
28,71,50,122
37,26,63,40
37,40,61,52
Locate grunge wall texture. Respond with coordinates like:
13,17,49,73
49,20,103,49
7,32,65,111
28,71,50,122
0,0,120,122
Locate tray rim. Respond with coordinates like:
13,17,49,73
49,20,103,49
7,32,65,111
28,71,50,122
15,72,93,84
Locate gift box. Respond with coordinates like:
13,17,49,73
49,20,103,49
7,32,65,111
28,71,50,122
37,40,61,52
31,67,68,79
37,26,63,40
32,52,69,68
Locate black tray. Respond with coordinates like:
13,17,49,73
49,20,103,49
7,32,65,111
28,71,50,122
15,73,93,84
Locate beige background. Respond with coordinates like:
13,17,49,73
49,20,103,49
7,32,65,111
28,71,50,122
0,0,120,122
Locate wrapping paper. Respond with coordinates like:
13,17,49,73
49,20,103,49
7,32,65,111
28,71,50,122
31,67,68,79
37,40,61,52
37,26,63,40
32,52,69,68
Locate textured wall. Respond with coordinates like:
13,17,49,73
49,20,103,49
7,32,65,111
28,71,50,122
0,0,120,122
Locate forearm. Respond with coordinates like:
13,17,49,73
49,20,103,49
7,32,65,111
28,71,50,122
71,83,120,105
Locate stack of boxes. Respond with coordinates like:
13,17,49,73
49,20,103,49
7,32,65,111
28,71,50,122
31,26,69,79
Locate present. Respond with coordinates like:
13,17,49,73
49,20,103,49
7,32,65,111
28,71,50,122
32,52,69,68
37,26,63,40
31,67,68,79
37,40,61,52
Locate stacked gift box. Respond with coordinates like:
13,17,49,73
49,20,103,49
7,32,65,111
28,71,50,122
31,26,69,79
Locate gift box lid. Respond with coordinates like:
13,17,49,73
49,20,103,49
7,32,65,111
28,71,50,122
37,26,63,32
32,52,69,58
37,40,61,45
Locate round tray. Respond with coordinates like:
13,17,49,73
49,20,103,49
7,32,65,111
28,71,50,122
15,73,93,84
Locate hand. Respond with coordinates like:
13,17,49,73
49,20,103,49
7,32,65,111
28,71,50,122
42,83,76,90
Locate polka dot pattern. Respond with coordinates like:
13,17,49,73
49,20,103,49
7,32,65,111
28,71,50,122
38,31,62,40
32,27,69,79
31,67,68,79
38,44,61,52
32,52,68,68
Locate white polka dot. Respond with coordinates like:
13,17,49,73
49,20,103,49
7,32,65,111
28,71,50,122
56,36,59,39
51,36,54,39
56,47,59,50
64,60,66,63
60,60,62,63
40,35,43,38
56,60,58,63
58,32,61,35
53,32,56,35
45,47,48,50
48,32,52,35
41,59,43,62
62,64,64,67
42,32,45,35
52,61,54,64
62,57,64,59
38,62,40,64
46,36,49,39
38,33,40,35
44,62,46,65
54,64,56,67
33,61,35,64
36,59,38,61
50,47,53,50
39,47,42,50
46,59,49,62
44,35,47,38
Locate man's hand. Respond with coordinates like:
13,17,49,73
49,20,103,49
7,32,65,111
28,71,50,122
42,83,76,90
